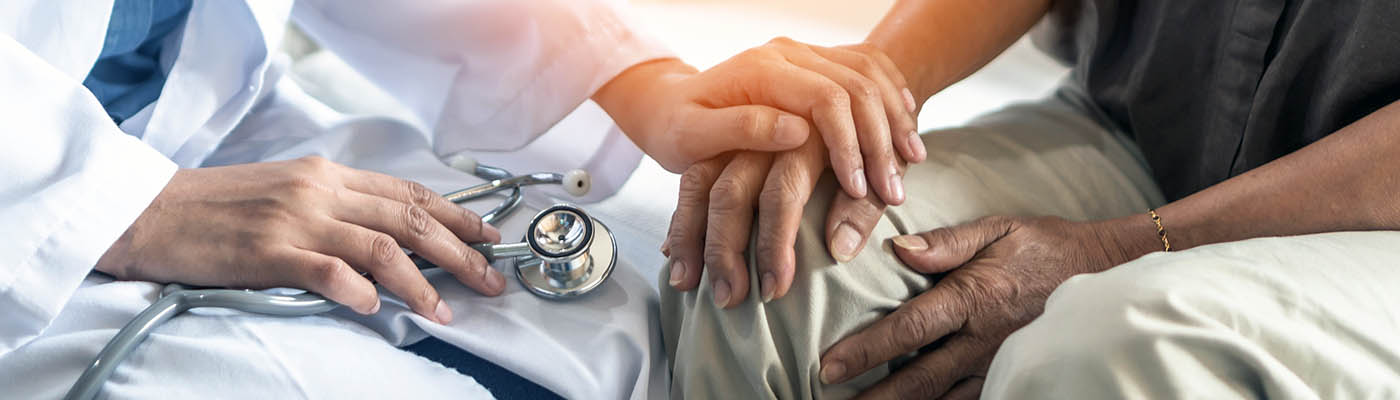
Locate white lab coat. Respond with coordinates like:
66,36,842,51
0,0,671,398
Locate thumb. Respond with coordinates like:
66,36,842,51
824,188,886,263
675,105,810,160
890,217,1014,274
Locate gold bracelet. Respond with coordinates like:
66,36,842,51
1148,209,1171,252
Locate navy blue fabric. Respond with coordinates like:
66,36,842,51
84,0,192,123
403,337,563,400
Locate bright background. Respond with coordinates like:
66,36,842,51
630,0,1069,130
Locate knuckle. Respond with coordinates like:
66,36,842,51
294,155,337,178
819,85,852,109
898,363,943,397
708,177,750,212
404,181,437,208
846,77,879,101
735,108,775,138
701,241,735,270
890,308,935,345
923,226,951,243
282,176,328,197
368,234,401,267
296,155,331,169
415,284,437,309
306,259,347,287
403,205,433,238
759,180,803,211
679,166,716,192
740,45,778,61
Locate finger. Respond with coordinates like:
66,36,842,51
781,46,903,206
340,168,502,244
254,247,381,315
754,136,826,302
821,285,971,385
721,50,866,199
890,217,1015,274
331,191,505,296
824,188,888,263
854,335,985,400
703,152,774,308
307,221,452,324
670,104,811,162
666,156,732,291
810,45,925,164
937,377,985,400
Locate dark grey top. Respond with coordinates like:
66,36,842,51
1032,0,1400,201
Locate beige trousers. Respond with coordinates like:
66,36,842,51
658,95,1400,398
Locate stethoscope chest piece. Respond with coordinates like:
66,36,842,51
514,205,617,299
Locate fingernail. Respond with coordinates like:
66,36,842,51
888,173,905,204
369,300,381,314
892,234,928,251
760,272,777,303
902,88,916,113
775,115,807,146
488,269,506,293
831,223,862,262
850,169,868,198
434,299,453,324
821,361,846,385
712,279,731,307
908,130,926,162
669,261,686,287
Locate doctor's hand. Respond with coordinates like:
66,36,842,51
95,156,505,325
595,38,925,207
817,216,1159,398
661,134,905,307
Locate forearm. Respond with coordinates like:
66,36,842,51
866,0,1052,102
1125,100,1400,255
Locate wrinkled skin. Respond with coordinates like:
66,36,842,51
819,216,1155,399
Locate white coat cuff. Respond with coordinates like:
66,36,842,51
4,134,176,350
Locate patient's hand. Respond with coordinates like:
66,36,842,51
817,216,1159,398
95,156,504,324
596,38,925,207
662,132,906,307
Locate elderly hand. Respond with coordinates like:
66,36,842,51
662,131,909,307
95,156,504,325
817,216,1158,398
597,38,925,206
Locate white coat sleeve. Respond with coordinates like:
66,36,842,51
289,0,673,155
0,36,177,354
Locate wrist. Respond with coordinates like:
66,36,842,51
592,58,696,142
1089,214,1168,270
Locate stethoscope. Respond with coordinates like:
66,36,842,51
65,157,617,400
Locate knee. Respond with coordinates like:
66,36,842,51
985,253,1263,396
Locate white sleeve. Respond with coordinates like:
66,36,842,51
289,0,674,155
0,36,177,354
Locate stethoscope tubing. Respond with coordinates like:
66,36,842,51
64,286,337,400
